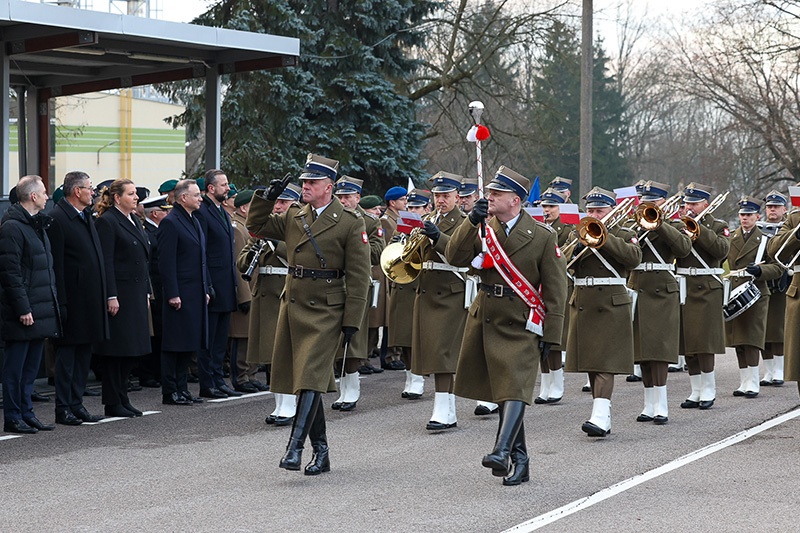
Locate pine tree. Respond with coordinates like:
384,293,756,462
162,0,437,193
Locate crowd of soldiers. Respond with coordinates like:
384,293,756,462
4,153,800,488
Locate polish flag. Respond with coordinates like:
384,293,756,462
525,207,545,222
614,186,640,205
789,186,800,207
560,203,581,225
397,211,424,234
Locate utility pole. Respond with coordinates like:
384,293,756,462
580,0,593,198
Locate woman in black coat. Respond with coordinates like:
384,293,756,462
94,179,151,418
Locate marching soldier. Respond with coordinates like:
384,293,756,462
725,197,783,398
238,183,302,426
766,195,800,397
458,177,480,214
382,186,409,371
413,172,469,430
330,176,385,411
361,195,387,375
627,182,691,425
565,187,642,437
534,188,574,405
759,190,789,386
246,154,370,476
676,183,730,410
446,166,567,485
549,176,573,203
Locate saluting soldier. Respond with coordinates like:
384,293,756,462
627,181,691,425
675,183,730,411
446,167,567,486
725,196,783,398
534,188,574,405
413,173,470,430
759,190,789,386
330,176,384,412
246,154,370,476
238,183,302,426
767,195,800,397
381,186,409,371
565,187,642,437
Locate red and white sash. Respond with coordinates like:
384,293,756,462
484,224,546,336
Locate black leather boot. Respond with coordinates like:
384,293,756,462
503,422,530,486
482,400,525,477
304,403,331,476
279,391,320,471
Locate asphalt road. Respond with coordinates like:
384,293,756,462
1,349,799,532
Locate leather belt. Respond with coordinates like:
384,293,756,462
479,283,518,298
573,277,627,287
633,262,675,272
258,266,289,276
421,261,469,273
288,266,344,279
676,267,725,276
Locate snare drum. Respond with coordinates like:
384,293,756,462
723,281,761,322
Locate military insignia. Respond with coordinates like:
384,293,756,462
362,231,368,244
723,228,730,237
377,228,384,237
555,245,562,258
630,237,638,244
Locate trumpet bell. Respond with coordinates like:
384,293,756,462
681,216,700,241
635,201,663,231
577,216,607,248
380,242,420,284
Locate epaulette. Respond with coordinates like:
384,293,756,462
342,207,361,218
533,219,555,233
380,214,389,220
363,211,378,220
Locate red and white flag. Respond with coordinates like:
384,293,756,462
789,186,800,208
614,186,640,205
560,203,581,225
396,210,424,234
525,207,545,222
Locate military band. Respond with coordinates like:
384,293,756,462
759,191,789,386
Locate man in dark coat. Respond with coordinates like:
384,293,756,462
194,169,240,399
1,175,61,434
158,179,209,406
47,171,108,425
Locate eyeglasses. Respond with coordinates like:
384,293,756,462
77,186,93,191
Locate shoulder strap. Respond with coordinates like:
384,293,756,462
301,214,327,268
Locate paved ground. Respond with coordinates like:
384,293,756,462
1,349,799,532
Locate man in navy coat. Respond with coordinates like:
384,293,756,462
194,169,240,398
157,179,209,405
47,171,108,425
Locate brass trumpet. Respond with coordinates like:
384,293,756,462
681,191,729,241
380,209,441,284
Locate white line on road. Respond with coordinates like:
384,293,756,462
505,407,800,532
0,435,22,441
83,411,162,425
206,391,272,403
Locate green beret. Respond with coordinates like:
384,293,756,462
52,185,65,204
158,179,178,194
227,183,238,199
234,189,254,207
196,177,205,191
359,195,383,209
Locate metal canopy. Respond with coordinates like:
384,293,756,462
0,0,300,193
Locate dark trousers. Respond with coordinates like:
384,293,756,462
54,343,92,412
230,338,257,384
161,351,192,395
2,339,45,422
198,311,231,390
139,335,162,383
101,356,136,407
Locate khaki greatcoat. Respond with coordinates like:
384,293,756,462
565,225,642,374
768,210,800,379
676,215,730,355
446,215,567,404
246,192,370,394
724,226,783,349
411,209,468,375
628,219,692,364
548,215,574,350
229,212,254,338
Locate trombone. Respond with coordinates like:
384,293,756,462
681,191,729,241
631,194,683,236
563,197,637,268
772,223,800,269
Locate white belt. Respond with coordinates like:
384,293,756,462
793,265,800,274
258,266,289,276
421,261,469,273
633,262,675,272
574,277,627,287
676,267,725,276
